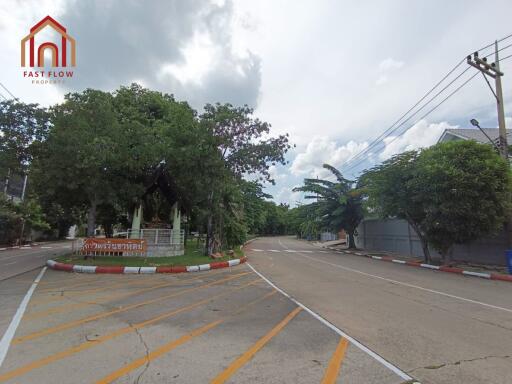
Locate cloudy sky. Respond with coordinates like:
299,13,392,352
2,0,512,205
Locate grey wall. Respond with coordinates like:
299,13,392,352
355,218,508,266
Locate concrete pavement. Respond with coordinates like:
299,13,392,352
0,241,73,352
0,259,411,383
0,241,72,281
247,236,512,384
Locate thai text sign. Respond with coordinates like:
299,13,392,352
82,238,147,253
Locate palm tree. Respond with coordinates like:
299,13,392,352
293,164,364,248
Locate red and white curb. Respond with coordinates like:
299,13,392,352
46,257,247,274
324,247,512,282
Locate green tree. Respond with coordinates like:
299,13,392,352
199,103,291,253
31,89,134,236
415,141,512,263
293,164,364,248
0,100,50,176
362,141,512,264
361,151,433,262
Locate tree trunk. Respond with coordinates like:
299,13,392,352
440,247,453,266
347,230,356,249
419,236,431,264
206,212,214,256
408,220,431,264
86,198,97,237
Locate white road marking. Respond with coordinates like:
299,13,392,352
0,248,6,251
246,262,416,382
284,250,297,253
300,250,313,253
0,267,47,367
3,261,17,266
295,252,512,314
268,249,280,253
41,246,53,249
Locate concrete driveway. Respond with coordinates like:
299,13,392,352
0,259,411,383
247,236,512,384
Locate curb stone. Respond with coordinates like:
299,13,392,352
321,246,512,283
46,256,247,274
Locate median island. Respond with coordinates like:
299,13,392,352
54,242,244,268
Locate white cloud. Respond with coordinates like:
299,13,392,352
379,120,456,160
375,75,388,86
290,136,368,177
378,58,404,71
273,186,303,206
375,58,404,86
268,165,284,181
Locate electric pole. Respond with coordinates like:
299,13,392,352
467,41,512,258
467,41,508,160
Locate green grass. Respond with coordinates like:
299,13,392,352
55,242,244,267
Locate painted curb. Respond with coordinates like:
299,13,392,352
323,247,512,283
46,256,247,274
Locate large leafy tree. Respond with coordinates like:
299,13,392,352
361,151,433,262
362,141,512,264
31,89,137,236
0,100,50,175
293,164,364,248
199,103,291,253
415,140,512,263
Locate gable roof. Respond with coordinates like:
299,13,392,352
438,128,512,145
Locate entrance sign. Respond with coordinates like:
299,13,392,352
81,238,147,256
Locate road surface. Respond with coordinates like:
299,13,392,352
247,236,512,384
0,241,71,281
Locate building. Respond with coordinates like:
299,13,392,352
438,127,512,146
0,174,25,203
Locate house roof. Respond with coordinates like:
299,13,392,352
438,128,512,145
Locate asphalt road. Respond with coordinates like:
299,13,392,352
0,253,410,383
0,241,73,357
1,236,510,383
0,241,72,281
247,236,512,384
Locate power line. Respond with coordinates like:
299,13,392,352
340,35,512,174
343,70,480,174
343,41,512,170
0,82,18,101
344,50,512,174
342,65,472,168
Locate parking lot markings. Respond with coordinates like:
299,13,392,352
94,289,277,384
0,278,262,383
32,278,162,306
210,306,302,384
26,277,189,319
321,337,349,384
13,272,250,345
97,320,223,384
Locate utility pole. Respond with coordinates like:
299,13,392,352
468,41,512,260
467,41,508,160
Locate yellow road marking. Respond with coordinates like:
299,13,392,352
321,338,349,384
13,272,250,345
97,320,223,384
95,290,277,384
25,276,197,320
26,269,231,319
34,277,111,294
0,279,264,383
31,278,163,306
210,306,302,384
